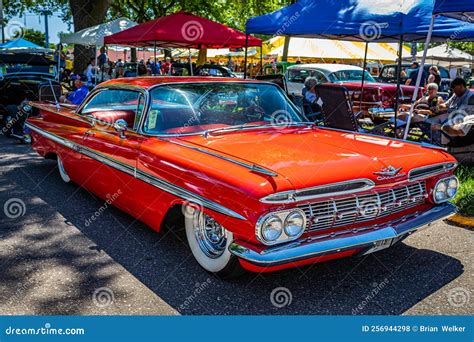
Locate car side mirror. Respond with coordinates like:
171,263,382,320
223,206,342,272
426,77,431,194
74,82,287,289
114,119,128,139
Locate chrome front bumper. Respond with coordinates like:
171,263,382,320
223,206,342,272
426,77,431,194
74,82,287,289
229,203,457,267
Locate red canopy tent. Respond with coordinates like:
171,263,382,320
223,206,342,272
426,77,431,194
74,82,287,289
104,11,262,48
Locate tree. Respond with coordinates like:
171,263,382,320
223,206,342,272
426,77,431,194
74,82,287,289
13,28,46,46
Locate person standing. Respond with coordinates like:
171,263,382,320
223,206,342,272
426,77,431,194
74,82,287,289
85,58,96,86
405,62,426,87
427,66,441,86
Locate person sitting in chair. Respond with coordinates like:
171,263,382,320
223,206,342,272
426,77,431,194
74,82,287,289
302,77,321,117
429,78,473,144
399,83,445,123
59,74,89,105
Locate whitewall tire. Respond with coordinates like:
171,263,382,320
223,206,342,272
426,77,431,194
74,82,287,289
184,205,245,278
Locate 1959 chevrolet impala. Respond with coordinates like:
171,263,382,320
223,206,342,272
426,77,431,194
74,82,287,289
26,77,458,278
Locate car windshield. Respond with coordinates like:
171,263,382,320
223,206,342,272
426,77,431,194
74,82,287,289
144,82,306,135
327,70,375,83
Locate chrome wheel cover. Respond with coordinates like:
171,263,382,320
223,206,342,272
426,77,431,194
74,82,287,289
193,211,227,259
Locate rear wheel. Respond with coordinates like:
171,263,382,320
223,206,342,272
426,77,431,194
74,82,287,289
57,156,71,183
184,205,245,278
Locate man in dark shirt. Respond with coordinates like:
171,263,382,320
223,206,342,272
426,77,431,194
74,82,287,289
405,62,426,87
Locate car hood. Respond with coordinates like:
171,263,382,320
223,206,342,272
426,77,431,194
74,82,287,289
177,127,453,191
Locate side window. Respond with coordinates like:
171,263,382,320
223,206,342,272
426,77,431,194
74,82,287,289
310,70,327,83
81,89,143,131
439,67,450,79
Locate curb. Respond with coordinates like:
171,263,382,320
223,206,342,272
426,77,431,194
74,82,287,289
447,214,474,228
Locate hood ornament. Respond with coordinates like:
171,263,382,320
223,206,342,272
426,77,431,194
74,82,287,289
374,165,405,180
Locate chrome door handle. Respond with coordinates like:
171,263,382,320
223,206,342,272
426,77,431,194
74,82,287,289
85,131,95,136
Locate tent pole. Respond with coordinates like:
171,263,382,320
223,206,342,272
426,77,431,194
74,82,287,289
57,43,62,82
189,48,193,76
154,41,157,75
95,45,98,85
393,34,404,137
403,15,436,140
359,41,369,112
244,34,249,79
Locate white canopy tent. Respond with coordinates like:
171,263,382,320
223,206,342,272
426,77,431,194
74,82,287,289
60,18,137,46
60,18,136,84
405,43,473,67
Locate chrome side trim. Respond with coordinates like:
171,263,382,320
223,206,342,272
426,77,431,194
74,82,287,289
260,178,375,204
26,123,246,220
408,162,458,181
229,203,457,267
161,138,278,177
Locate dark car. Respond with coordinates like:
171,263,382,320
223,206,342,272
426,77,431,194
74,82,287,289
171,62,236,77
0,52,61,140
378,63,452,93
0,53,59,119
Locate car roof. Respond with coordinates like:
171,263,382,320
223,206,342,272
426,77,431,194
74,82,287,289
287,63,364,73
99,76,262,90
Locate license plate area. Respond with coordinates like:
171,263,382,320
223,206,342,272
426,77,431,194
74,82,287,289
363,238,393,255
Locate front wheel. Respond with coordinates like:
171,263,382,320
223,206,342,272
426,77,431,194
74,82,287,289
184,205,245,278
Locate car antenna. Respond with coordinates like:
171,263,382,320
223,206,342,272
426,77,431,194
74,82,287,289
48,79,60,112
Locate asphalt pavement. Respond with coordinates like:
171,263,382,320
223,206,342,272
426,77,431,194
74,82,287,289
0,134,472,315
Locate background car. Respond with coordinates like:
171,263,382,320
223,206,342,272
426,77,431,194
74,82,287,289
285,63,419,120
0,52,60,132
171,62,237,77
378,63,452,93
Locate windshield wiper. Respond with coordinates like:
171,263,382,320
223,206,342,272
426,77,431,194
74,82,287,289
203,122,314,137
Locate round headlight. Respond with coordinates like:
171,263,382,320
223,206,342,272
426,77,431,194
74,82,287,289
284,210,305,237
261,215,282,242
447,178,459,198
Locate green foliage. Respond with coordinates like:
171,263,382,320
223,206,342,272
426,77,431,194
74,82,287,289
13,28,45,46
3,0,70,22
453,165,474,216
108,0,291,30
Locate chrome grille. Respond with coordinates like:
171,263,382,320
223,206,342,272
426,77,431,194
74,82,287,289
299,182,427,232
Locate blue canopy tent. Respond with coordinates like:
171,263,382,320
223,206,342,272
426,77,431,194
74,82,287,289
246,0,474,42
433,0,474,21
246,0,474,139
403,0,474,140
0,38,42,49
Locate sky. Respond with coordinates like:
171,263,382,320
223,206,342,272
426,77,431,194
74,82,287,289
6,11,70,44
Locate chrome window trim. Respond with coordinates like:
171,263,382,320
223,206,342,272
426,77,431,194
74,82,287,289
408,162,458,181
76,85,150,133
26,122,246,221
260,178,375,204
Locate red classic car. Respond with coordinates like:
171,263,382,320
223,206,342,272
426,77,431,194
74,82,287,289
286,64,419,119
26,77,458,278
